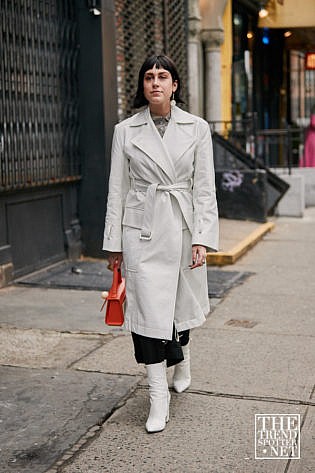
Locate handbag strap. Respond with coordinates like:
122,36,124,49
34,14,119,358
111,262,122,296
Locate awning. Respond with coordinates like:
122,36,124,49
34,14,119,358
258,0,315,28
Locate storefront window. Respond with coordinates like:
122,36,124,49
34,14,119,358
232,2,254,121
290,50,315,127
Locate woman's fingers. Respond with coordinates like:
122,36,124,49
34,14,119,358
190,245,207,269
107,252,123,270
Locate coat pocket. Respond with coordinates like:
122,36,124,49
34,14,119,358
122,226,142,272
122,206,144,230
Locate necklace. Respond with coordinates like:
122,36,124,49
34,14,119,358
151,112,171,138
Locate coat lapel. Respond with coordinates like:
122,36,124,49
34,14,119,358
129,106,197,180
163,106,196,164
130,108,176,181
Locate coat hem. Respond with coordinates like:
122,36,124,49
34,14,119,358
124,306,209,340
123,320,174,341
174,312,208,333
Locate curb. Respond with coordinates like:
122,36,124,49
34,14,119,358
206,222,275,266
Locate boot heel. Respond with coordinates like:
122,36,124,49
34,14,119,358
166,392,171,423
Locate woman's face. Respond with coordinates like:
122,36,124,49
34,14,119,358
143,64,177,111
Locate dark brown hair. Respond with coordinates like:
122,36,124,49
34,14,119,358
133,54,184,109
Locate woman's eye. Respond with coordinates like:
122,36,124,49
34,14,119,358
144,75,169,81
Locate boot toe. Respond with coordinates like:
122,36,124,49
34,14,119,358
145,419,167,433
173,377,191,393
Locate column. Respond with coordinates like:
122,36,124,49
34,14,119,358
201,28,224,124
188,0,202,116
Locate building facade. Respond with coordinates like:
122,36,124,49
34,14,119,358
1,0,313,284
0,0,189,284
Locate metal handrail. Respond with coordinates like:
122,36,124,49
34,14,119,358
209,119,306,174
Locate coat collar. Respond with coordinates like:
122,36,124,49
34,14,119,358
129,105,195,126
129,107,196,180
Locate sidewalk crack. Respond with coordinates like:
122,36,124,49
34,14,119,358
152,386,315,407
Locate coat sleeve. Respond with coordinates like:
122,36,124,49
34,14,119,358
102,124,130,252
192,119,219,252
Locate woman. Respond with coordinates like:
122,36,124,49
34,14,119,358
103,55,219,433
300,105,315,167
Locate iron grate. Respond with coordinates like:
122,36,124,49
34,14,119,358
16,261,253,299
224,319,258,328
0,0,80,191
115,0,188,121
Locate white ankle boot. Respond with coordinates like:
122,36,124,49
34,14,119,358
145,361,170,433
173,343,191,393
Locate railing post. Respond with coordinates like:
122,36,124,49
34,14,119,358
287,126,292,175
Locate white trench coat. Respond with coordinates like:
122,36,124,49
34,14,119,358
103,105,219,340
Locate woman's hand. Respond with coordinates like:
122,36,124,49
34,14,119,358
107,252,123,271
190,245,207,269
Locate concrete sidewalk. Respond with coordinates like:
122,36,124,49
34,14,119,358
0,212,314,472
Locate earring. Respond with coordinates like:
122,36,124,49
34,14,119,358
170,92,176,107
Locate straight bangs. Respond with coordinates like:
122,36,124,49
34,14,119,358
144,56,171,72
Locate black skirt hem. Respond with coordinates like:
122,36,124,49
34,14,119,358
131,327,189,367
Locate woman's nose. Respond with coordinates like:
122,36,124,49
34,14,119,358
153,76,159,86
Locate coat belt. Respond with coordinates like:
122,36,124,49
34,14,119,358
131,179,193,240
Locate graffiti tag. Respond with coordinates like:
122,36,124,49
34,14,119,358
221,170,244,192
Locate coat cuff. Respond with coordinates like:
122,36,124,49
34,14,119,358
192,232,219,253
102,222,122,252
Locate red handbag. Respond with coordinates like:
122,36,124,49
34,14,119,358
100,263,126,326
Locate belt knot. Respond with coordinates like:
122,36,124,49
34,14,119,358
131,179,192,240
